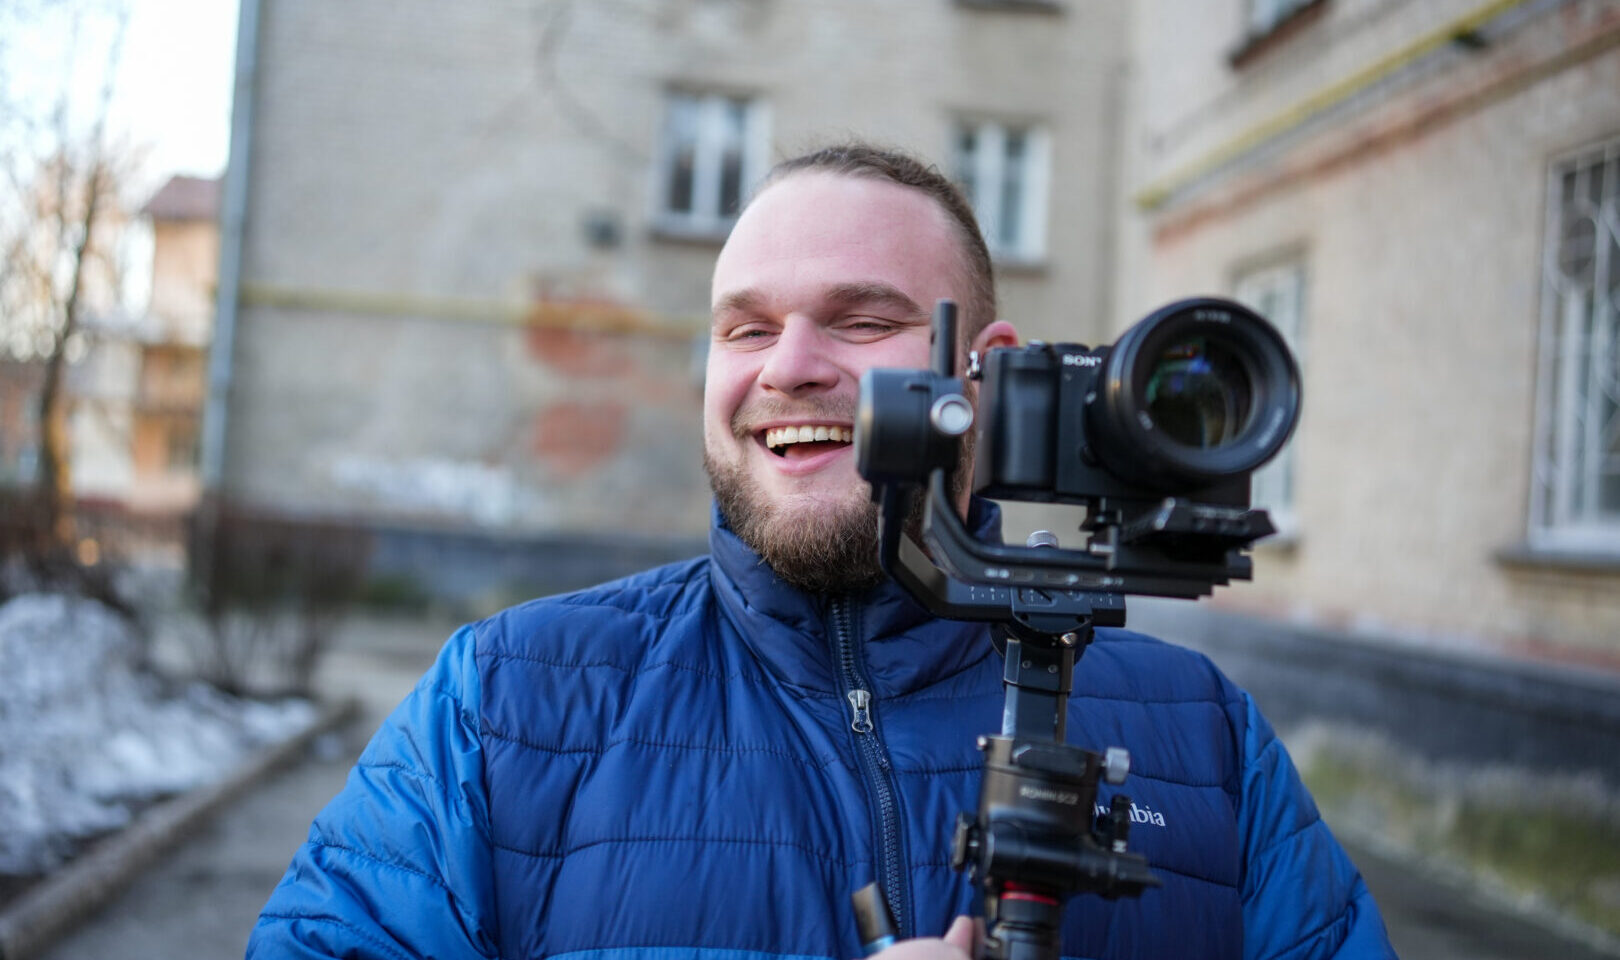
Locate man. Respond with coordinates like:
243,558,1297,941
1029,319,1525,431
248,144,1396,959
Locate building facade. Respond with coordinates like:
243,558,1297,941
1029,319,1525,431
215,0,1619,655
129,175,218,514
0,172,216,566
214,0,1128,544
1117,0,1620,657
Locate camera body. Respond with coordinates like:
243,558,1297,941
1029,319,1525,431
974,297,1298,512
975,341,1237,509
856,297,1300,594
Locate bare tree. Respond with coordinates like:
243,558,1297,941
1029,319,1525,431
0,1,137,591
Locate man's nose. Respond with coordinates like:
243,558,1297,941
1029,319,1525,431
758,319,839,396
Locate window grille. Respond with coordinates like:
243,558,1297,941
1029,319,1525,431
1530,137,1620,552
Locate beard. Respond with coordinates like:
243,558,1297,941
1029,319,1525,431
704,395,886,594
705,451,886,595
704,395,976,596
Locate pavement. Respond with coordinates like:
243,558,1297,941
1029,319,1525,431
29,612,452,960
25,612,1620,960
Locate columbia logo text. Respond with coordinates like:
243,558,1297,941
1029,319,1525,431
1094,801,1167,827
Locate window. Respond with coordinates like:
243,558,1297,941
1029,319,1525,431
953,120,1050,263
654,92,769,238
1245,0,1318,37
1230,0,1327,65
167,417,200,472
1235,258,1307,537
1530,138,1620,552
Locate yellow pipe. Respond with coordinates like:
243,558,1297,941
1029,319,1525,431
238,282,704,339
1134,0,1534,211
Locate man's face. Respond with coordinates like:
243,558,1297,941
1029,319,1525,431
704,172,969,593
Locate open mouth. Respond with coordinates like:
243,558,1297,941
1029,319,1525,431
763,424,853,459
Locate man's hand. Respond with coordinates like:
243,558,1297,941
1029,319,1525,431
869,916,977,960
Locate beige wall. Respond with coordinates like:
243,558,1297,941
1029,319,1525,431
227,0,1129,536
1119,0,1620,656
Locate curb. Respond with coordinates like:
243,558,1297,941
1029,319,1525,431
1341,829,1620,959
0,697,359,960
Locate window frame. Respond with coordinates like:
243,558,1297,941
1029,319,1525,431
1245,0,1318,37
1233,254,1308,540
952,118,1051,266
1527,135,1620,554
1229,0,1329,68
652,91,771,241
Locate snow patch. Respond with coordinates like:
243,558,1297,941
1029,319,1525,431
0,594,317,876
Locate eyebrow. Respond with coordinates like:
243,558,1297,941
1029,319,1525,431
712,282,929,323
712,288,766,320
823,281,929,321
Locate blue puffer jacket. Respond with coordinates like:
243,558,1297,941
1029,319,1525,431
249,505,1394,960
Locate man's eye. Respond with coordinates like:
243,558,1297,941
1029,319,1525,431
724,326,774,342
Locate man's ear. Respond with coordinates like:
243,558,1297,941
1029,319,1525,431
969,320,1019,358
960,321,1018,404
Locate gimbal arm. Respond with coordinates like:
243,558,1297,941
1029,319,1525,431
868,477,1158,960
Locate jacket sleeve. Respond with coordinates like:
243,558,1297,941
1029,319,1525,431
247,625,497,959
1236,691,1399,960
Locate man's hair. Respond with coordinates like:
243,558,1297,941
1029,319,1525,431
755,143,998,339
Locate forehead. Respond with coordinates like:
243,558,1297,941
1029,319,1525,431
711,172,967,312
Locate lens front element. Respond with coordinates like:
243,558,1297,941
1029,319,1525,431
1093,297,1300,489
1143,336,1253,449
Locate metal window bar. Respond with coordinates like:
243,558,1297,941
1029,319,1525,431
1531,137,1620,548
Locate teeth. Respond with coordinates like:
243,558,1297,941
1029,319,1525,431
766,425,851,449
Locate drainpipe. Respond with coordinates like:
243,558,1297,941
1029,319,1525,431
194,0,260,586
200,0,261,499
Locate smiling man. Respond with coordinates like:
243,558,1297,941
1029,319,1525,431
703,163,1016,594
248,144,1396,960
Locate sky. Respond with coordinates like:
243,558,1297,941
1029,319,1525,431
115,0,240,183
0,0,241,328
7,0,241,195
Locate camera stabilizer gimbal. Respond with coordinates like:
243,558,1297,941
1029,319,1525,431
851,298,1300,960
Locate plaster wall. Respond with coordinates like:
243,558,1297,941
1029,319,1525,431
1118,0,1620,655
226,0,1128,536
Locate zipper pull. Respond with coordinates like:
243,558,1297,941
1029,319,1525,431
847,688,874,734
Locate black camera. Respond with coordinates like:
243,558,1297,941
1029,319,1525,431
976,296,1299,503
856,296,1300,603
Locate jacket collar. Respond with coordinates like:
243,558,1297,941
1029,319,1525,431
708,499,1000,697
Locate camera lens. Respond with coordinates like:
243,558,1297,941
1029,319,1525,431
1091,297,1300,488
1143,336,1252,449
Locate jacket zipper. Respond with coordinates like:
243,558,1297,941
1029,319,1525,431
830,597,911,939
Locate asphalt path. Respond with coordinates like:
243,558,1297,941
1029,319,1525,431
34,615,1620,960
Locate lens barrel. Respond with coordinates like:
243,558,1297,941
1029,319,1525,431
1090,298,1299,488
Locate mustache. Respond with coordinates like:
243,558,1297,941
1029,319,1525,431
731,396,858,439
